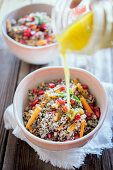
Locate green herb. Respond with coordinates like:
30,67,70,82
70,91,81,103
57,92,67,97
35,16,40,23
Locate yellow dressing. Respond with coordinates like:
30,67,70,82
57,12,93,110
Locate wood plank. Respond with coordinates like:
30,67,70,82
0,39,20,169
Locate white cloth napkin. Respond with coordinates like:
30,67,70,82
4,82,113,170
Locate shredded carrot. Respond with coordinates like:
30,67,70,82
80,121,85,138
26,113,30,117
58,123,63,131
80,97,94,113
74,79,78,85
26,106,41,129
67,123,76,133
77,83,88,98
55,89,60,93
53,112,60,122
29,126,33,131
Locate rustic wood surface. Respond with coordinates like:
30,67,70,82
0,0,113,169
0,35,113,170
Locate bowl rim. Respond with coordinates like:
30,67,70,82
2,3,58,50
13,66,108,146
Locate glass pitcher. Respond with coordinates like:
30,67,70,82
52,0,113,55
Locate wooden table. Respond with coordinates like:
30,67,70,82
0,35,113,170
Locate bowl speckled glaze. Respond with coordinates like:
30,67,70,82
13,67,108,151
2,4,59,64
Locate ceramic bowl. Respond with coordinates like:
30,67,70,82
13,67,108,151
2,4,59,64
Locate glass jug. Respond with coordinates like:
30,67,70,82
52,0,113,55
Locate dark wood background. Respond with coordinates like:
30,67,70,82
0,36,113,170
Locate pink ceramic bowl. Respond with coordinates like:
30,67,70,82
2,4,59,64
13,67,108,151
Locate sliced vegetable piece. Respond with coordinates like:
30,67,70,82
80,121,85,138
74,79,78,85
58,123,63,131
77,83,88,98
53,112,60,122
26,106,41,129
80,97,94,113
67,123,76,133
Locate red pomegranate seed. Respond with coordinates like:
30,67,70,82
57,99,65,104
85,110,92,117
41,23,47,29
75,134,79,139
19,40,25,44
75,114,81,120
50,111,56,114
49,83,55,88
47,133,52,138
32,106,35,110
90,106,94,111
33,88,38,94
29,24,35,28
32,99,40,106
38,90,45,95
60,86,65,91
63,105,68,112
23,15,28,18
23,36,28,40
94,108,100,118
58,78,62,83
70,99,75,105
95,111,100,118
29,102,33,106
22,23,25,26
31,16,35,20
46,35,51,42
82,85,88,89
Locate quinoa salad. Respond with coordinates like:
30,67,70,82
23,79,101,142
6,12,56,46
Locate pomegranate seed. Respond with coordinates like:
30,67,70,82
58,78,62,83
95,111,100,118
23,15,28,18
33,88,37,94
19,40,25,44
41,23,47,29
90,106,94,111
60,86,65,91
75,134,79,139
75,114,81,120
47,133,52,138
49,83,55,88
29,24,35,28
63,105,68,112
22,23,25,26
38,90,45,95
82,85,88,89
57,99,65,104
32,106,35,110
70,99,75,105
50,111,56,114
85,110,92,117
32,99,40,106
31,16,35,20
94,108,100,118
29,102,33,106
23,36,28,40
46,35,51,42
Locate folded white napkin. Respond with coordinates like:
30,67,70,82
4,82,113,170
